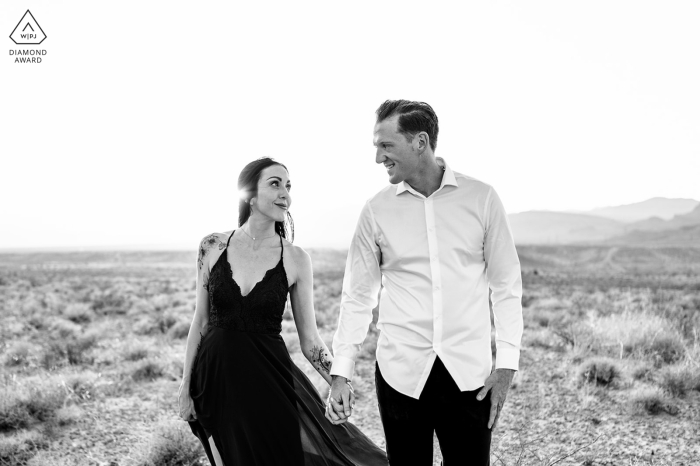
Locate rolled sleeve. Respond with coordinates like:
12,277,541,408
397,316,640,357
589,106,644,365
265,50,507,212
484,187,523,371
330,201,382,381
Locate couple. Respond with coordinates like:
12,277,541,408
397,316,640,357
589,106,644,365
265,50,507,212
178,100,524,466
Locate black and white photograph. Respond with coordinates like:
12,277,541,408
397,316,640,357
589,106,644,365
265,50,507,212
1,1,699,465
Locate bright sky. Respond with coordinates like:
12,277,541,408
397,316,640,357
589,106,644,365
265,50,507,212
2,1,699,250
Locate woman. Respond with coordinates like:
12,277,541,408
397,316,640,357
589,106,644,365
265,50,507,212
178,157,387,465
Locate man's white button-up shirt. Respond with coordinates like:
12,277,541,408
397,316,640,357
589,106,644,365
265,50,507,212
330,159,523,398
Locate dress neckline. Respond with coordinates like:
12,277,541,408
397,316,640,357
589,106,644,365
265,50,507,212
220,230,285,299
225,248,282,298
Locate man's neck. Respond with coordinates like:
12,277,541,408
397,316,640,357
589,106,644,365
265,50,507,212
405,156,444,198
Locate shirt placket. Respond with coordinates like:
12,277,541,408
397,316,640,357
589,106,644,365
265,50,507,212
424,197,443,352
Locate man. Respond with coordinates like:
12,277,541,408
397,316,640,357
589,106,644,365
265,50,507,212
326,100,523,465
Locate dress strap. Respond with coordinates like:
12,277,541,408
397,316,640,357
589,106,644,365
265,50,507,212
226,230,235,247
279,233,284,261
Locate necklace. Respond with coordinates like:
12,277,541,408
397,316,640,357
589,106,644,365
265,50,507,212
240,228,276,242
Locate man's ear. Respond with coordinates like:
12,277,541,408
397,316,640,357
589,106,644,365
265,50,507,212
414,132,429,152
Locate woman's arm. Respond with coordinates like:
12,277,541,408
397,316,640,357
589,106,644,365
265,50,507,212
288,247,334,386
179,234,221,419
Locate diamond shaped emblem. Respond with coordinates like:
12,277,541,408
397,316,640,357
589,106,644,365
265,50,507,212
10,10,46,45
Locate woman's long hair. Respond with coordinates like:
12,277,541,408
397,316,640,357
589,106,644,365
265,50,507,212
238,157,294,242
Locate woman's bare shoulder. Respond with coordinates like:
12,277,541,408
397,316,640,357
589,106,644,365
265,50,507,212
285,242,312,269
197,231,233,271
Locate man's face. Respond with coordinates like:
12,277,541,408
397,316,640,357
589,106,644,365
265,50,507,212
373,116,419,185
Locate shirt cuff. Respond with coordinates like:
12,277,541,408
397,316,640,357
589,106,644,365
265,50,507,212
495,347,520,371
329,355,355,381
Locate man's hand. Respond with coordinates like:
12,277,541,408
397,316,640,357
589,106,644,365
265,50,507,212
476,368,516,430
325,375,355,425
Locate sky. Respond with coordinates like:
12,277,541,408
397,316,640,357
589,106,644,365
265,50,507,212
1,1,699,250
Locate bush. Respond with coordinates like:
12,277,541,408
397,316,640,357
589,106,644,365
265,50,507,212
55,405,82,426
62,303,95,324
579,357,621,386
0,430,48,465
124,344,150,362
132,360,165,382
647,334,686,365
0,390,31,431
22,383,64,422
3,341,34,367
582,311,687,364
0,381,64,431
43,334,97,367
628,387,679,416
63,372,97,402
158,312,179,333
49,319,81,340
167,321,191,340
658,365,700,397
138,420,203,466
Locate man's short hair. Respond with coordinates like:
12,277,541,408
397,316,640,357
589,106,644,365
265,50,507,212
376,100,439,151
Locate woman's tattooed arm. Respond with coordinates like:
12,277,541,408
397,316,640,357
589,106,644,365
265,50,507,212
309,345,333,376
197,234,226,288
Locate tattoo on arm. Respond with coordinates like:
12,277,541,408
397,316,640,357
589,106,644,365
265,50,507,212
197,234,225,271
310,345,332,375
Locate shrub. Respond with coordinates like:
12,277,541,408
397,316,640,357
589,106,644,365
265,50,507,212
158,312,179,333
124,344,150,362
167,321,190,340
0,380,64,431
647,334,686,365
0,390,31,431
132,360,165,382
134,317,160,335
63,372,97,402
579,357,621,386
55,405,82,426
62,303,95,324
0,430,48,465
3,341,34,367
586,311,686,364
631,364,654,382
43,334,97,367
22,383,64,422
628,387,679,416
658,365,700,397
137,420,203,466
65,334,97,365
49,319,81,340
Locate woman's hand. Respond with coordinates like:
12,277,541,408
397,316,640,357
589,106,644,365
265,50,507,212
178,381,196,421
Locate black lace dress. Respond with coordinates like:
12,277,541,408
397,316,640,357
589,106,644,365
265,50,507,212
188,232,387,465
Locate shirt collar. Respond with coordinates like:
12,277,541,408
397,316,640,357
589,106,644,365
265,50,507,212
395,157,458,196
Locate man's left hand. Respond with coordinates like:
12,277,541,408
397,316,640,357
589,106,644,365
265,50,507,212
476,368,516,430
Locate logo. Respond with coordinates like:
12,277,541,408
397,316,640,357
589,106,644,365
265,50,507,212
10,10,46,45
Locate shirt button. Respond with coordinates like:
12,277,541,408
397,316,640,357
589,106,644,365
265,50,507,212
434,285,441,291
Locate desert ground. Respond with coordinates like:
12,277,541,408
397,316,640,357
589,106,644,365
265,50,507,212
0,246,698,465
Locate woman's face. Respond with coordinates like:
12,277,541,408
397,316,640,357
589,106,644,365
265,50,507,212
251,164,292,223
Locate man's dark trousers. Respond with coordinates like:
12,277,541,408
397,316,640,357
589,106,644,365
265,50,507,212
375,357,491,465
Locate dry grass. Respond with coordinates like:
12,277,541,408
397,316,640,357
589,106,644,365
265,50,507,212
0,248,699,465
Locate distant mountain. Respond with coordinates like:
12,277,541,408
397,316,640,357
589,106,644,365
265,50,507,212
625,204,700,233
509,198,700,246
607,224,700,247
582,197,699,223
508,211,624,244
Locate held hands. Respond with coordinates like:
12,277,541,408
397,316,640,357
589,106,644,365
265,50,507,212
325,376,355,425
178,380,197,422
476,368,515,430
